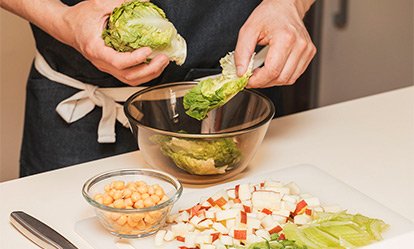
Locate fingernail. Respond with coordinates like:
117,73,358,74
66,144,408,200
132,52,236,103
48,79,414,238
237,66,245,76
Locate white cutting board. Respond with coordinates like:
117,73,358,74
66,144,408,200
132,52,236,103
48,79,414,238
75,164,414,249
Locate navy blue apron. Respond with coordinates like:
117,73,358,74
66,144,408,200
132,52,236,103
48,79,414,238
20,0,263,176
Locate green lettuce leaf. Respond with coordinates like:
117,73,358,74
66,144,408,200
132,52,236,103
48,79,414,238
183,52,255,120
151,135,241,175
103,0,186,65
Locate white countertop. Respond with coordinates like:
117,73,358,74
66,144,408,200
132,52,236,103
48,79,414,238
1,86,413,248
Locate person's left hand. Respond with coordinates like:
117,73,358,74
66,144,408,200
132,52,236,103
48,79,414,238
235,0,316,88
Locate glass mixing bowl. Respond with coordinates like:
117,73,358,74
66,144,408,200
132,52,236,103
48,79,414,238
124,82,275,184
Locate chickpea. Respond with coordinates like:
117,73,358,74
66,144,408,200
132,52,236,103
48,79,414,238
127,215,138,227
150,194,161,204
136,219,146,230
130,213,145,222
103,194,114,205
124,198,133,207
155,188,164,197
116,215,127,225
113,199,126,209
112,180,125,190
108,189,116,198
137,185,148,194
143,197,155,208
160,195,169,203
141,193,150,200
110,212,121,221
148,186,155,195
148,210,162,219
122,188,132,199
131,192,141,203
112,190,123,200
104,184,111,192
134,200,144,209
144,214,156,225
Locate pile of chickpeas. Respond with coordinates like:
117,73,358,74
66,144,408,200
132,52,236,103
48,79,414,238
94,180,169,234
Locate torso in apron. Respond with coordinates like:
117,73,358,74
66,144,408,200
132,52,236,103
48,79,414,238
21,0,262,176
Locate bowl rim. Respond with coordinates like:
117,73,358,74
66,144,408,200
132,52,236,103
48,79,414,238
124,81,275,138
82,168,183,213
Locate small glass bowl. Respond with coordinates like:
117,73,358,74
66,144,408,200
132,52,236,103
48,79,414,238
82,169,182,238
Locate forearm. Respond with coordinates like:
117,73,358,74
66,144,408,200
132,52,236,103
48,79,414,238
1,0,69,44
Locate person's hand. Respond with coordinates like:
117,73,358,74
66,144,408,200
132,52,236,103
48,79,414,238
56,0,169,86
235,0,316,88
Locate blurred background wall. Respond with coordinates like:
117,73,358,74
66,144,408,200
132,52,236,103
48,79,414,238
0,0,413,182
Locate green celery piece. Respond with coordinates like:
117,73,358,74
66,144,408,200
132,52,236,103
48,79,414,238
301,227,342,248
319,225,374,247
283,224,320,249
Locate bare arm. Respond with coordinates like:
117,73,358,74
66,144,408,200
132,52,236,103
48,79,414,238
1,0,169,86
235,0,316,88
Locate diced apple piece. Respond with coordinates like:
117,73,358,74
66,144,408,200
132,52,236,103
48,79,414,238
261,215,276,229
200,244,216,249
184,232,197,248
195,234,212,244
164,230,175,241
211,232,220,242
198,219,213,229
272,214,288,224
273,209,290,217
282,194,300,204
251,190,281,211
227,188,236,199
239,211,247,224
247,217,261,230
226,219,236,229
176,211,190,222
255,229,271,240
264,187,290,195
220,235,234,245
216,209,239,221
247,234,262,244
294,200,308,215
303,197,320,207
171,222,189,237
284,182,301,195
190,215,203,226
268,225,283,235
294,214,312,225
154,229,166,246
233,229,247,240
213,222,228,234
238,184,251,201
281,200,296,212
205,210,215,219
256,212,266,220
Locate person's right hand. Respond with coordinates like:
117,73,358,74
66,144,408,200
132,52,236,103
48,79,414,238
56,0,169,86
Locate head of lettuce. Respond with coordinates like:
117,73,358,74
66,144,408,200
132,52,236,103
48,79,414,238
102,0,187,65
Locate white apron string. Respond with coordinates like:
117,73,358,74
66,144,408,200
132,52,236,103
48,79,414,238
34,51,145,143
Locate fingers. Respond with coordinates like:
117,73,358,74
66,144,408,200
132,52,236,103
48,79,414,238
247,29,295,88
99,46,152,70
234,25,259,77
115,54,170,86
287,42,317,84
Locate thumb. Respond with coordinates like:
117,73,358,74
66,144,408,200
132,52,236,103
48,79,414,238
234,26,258,77
102,0,127,13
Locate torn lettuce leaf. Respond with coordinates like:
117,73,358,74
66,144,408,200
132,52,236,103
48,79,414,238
183,52,255,120
151,135,241,175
